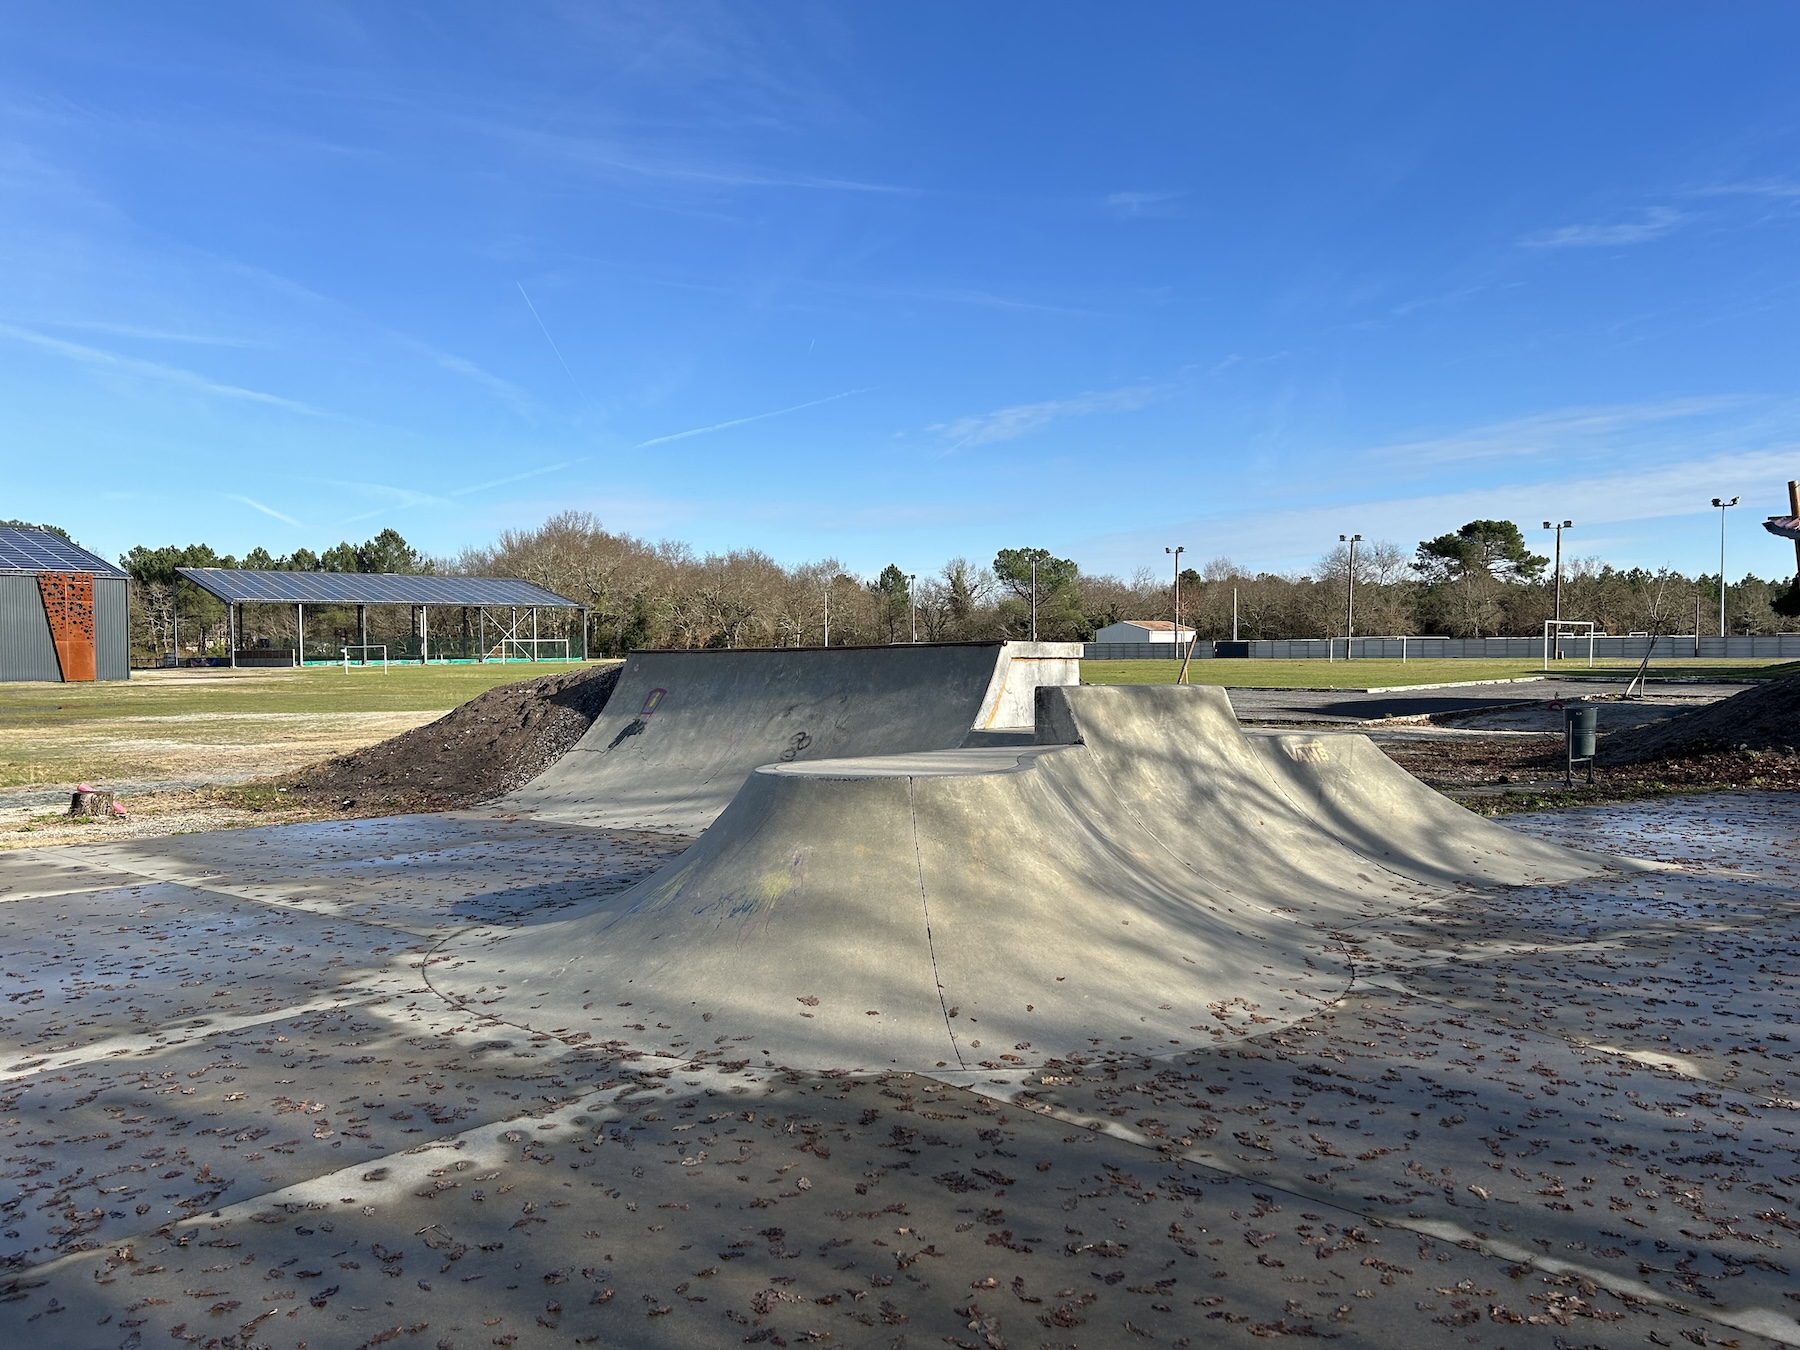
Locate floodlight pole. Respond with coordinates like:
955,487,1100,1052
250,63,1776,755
1030,560,1038,642
908,574,918,643
1339,534,1361,660
1711,496,1739,637
1542,520,1572,624
822,580,830,648
1165,545,1186,682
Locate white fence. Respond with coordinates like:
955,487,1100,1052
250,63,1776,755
1082,634,1800,661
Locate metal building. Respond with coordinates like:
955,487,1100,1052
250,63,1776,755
174,568,585,666
0,528,130,682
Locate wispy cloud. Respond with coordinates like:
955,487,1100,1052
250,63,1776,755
928,381,1165,451
431,351,537,419
0,322,319,412
36,318,257,346
1080,446,1800,578
1367,396,1745,466
450,461,582,497
225,493,302,527
633,388,869,449
1104,190,1183,217
321,479,454,526
1690,178,1800,200
797,278,1109,317
1520,206,1690,248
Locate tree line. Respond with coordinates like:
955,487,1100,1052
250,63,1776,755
53,512,1800,662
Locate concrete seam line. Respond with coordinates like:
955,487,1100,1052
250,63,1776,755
909,776,964,1070
984,1087,1797,1344
16,1075,774,1282
0,995,374,1083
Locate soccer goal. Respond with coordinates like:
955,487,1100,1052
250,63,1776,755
339,644,389,672
1542,621,1596,671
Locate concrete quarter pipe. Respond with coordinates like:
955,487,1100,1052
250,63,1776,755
499,641,1082,833
436,683,1638,1073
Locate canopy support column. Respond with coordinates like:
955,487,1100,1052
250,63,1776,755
478,608,486,662
296,602,305,667
531,607,538,661
229,603,237,668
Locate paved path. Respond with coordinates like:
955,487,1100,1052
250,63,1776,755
1225,677,1746,725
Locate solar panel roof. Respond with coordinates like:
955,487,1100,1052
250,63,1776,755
0,527,127,577
175,568,579,607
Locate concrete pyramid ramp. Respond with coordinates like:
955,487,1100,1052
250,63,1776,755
498,641,1078,833
433,685,1629,1072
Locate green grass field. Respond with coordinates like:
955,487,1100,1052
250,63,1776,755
1080,657,1797,689
1,654,1790,793
0,660,602,721
0,661,610,790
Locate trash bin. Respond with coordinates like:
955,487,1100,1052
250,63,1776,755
1565,704,1597,759
1565,704,1597,785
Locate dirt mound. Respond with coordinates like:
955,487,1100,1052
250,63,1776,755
284,663,622,810
1600,678,1800,766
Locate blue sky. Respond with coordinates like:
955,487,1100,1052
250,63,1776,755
5,3,1800,581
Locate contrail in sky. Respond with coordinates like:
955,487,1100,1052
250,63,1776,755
634,388,869,450
517,282,588,405
451,460,584,497
226,493,302,527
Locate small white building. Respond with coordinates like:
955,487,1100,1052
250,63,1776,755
1093,619,1196,644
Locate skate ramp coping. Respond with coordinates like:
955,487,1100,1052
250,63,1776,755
499,640,1080,832
440,683,1642,1073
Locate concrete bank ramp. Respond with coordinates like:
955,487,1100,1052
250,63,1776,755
435,685,1633,1072
498,641,1080,832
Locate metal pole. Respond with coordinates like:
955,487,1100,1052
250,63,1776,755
1790,480,1800,577
1165,545,1186,680
229,603,237,668
1712,497,1738,637
357,604,367,659
479,608,486,662
908,574,917,643
296,602,304,667
1554,526,1563,623
1231,586,1237,642
421,606,429,665
531,607,538,661
1029,560,1037,642
1339,534,1361,660
822,583,830,647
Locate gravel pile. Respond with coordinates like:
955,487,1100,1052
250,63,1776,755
1600,676,1800,765
284,663,622,810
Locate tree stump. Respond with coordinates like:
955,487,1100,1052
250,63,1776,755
69,790,114,818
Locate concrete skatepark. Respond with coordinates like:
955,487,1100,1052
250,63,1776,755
1,642,1796,1349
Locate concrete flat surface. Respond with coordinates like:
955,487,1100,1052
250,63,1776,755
1225,678,1743,726
0,787,1796,1345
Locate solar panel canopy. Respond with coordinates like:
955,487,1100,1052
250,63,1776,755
174,568,578,607
0,527,127,577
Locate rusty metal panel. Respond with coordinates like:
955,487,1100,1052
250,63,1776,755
37,571,97,681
